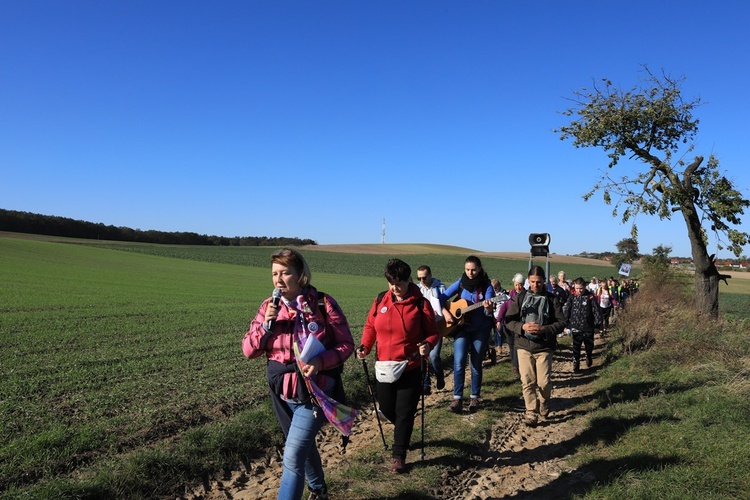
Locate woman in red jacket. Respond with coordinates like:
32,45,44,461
357,259,439,473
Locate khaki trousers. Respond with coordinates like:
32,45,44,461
517,348,553,415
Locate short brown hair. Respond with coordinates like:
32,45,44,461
271,248,311,287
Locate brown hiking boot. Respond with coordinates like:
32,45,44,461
468,398,481,413
524,413,538,427
539,402,550,418
391,456,406,473
449,399,462,413
512,366,520,379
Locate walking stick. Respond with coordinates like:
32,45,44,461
359,346,388,450
420,352,426,461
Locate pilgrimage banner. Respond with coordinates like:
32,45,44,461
619,262,632,276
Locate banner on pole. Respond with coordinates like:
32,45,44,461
619,263,632,276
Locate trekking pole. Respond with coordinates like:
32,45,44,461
359,346,388,450
420,353,426,461
418,341,427,461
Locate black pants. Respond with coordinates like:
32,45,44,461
600,306,613,329
572,330,595,360
377,367,422,460
503,325,518,369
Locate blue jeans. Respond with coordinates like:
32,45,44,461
426,337,444,386
452,327,490,398
277,399,328,499
492,327,504,348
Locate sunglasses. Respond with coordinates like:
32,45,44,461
417,276,431,281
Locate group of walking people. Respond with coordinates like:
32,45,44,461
241,248,634,499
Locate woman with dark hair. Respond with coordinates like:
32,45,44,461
439,255,496,413
357,258,439,473
243,248,354,499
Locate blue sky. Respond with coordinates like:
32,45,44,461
2,1,748,258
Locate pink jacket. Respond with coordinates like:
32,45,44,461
495,288,520,325
243,286,354,400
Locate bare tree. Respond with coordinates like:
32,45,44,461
556,67,749,318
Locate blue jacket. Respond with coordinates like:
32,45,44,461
439,278,495,332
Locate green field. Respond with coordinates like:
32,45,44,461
2,235,747,498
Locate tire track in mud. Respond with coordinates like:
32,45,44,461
428,338,605,499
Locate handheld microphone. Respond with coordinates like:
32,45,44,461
267,288,282,330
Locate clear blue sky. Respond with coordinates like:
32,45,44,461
2,1,748,258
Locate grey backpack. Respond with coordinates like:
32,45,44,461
520,292,549,341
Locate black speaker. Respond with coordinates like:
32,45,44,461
529,233,550,257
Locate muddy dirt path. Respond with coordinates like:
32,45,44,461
183,337,605,499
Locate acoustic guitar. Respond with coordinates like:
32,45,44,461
437,294,509,338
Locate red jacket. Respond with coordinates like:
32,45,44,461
361,283,439,373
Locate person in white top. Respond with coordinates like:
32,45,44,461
416,265,446,394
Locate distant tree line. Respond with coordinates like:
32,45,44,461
575,250,616,260
0,209,317,246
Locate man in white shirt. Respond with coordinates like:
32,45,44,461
416,265,445,394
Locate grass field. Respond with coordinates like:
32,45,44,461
1,234,748,498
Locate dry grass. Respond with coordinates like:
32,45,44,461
613,276,694,355
613,272,750,370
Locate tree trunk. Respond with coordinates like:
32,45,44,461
681,205,720,319
694,257,719,319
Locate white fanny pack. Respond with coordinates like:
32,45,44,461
374,360,409,383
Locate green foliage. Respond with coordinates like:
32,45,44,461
615,237,640,260
0,208,317,246
556,66,750,259
641,244,673,279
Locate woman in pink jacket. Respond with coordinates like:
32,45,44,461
357,258,439,474
243,248,354,500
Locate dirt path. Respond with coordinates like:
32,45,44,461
184,337,604,499
430,342,603,500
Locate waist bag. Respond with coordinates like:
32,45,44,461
374,360,409,383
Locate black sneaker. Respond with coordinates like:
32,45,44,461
435,371,445,390
308,485,329,500
573,359,580,373
422,385,432,396
489,348,497,365
586,354,593,368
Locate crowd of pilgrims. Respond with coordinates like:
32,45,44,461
243,249,640,499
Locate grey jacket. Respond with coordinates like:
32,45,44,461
504,289,565,353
